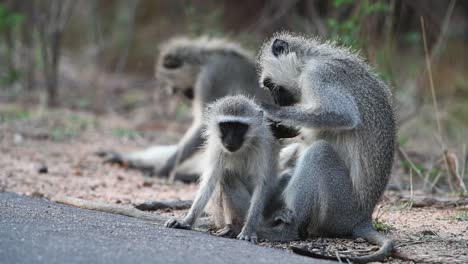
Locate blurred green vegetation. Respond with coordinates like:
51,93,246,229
0,104,98,141
0,3,24,85
453,211,468,221
0,0,466,194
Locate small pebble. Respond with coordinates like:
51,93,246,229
14,133,24,144
31,191,44,198
355,237,366,243
38,165,48,174
142,181,153,187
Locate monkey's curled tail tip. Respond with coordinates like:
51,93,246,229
290,232,394,263
290,246,344,262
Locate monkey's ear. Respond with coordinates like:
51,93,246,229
272,39,289,57
259,110,264,118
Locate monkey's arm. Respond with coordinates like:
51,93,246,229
157,123,204,178
264,65,362,130
166,166,219,229
262,87,361,130
263,104,359,130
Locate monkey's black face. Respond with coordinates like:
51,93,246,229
163,54,183,69
219,121,249,152
272,39,289,57
262,78,298,106
182,88,194,100
167,86,194,100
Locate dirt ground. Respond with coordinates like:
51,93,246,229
1,108,467,264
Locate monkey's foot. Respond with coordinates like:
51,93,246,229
95,150,126,166
141,168,156,178
237,230,258,244
273,209,295,226
215,225,241,238
165,218,191,230
154,166,171,178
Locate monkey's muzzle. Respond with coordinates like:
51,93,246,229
262,78,297,107
219,121,249,153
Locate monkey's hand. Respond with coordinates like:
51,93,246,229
215,224,241,238
237,228,258,244
165,218,192,230
273,209,295,226
268,119,300,139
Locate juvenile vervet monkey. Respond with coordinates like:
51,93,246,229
166,96,280,243
58,95,297,237
256,32,396,263
99,37,274,181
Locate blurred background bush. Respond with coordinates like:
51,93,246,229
0,0,467,193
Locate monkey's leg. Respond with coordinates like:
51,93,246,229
286,141,393,262
97,145,177,170
205,185,225,228
216,180,250,238
260,140,354,242
284,140,357,232
159,124,204,180
97,145,203,182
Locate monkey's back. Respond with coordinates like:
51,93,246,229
196,53,274,106
316,53,396,212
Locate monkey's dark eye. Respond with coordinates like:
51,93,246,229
272,39,289,57
163,55,183,69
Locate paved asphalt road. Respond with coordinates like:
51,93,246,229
0,192,330,264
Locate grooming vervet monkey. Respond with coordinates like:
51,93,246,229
98,37,274,182
166,96,281,243
256,32,396,263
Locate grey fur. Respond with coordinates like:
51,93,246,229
99,37,273,181
257,32,396,263
166,96,280,244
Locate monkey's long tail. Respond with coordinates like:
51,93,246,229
52,196,212,229
291,226,393,263
53,196,170,224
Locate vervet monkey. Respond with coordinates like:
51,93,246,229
166,96,281,244
99,37,274,181
257,32,396,263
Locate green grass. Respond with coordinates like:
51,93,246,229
452,211,468,221
372,219,393,233
0,106,31,122
1,106,97,141
111,128,141,139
